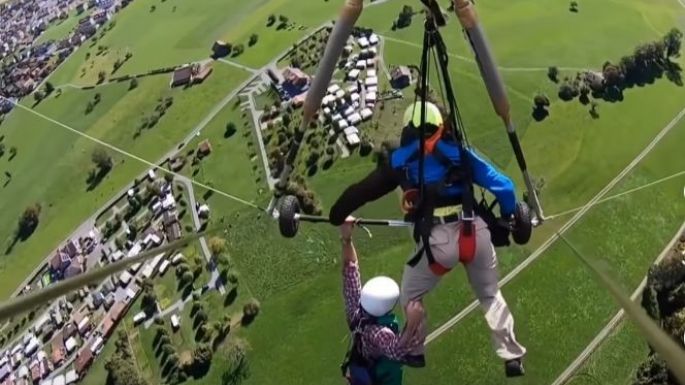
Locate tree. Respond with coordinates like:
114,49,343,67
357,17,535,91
85,100,95,114
150,5,156,12
105,355,148,385
159,334,171,347
633,354,671,385
92,148,113,171
33,91,45,103
141,291,158,315
44,82,54,94
533,94,551,109
221,342,250,385
664,28,684,58
187,344,213,375
18,203,41,237
233,44,245,56
396,5,414,28
225,122,237,137
162,344,175,357
181,271,194,286
195,309,209,324
94,93,102,103
0,143,5,157
248,34,258,47
602,62,624,88
208,237,227,256
227,271,239,286
547,66,559,83
98,71,106,84
8,146,16,159
192,264,203,279
558,82,578,101
242,299,260,324
129,78,138,90
266,14,276,27
164,173,174,183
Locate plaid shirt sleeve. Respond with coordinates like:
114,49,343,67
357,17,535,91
368,325,423,362
343,261,362,327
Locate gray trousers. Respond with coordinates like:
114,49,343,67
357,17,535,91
400,218,527,361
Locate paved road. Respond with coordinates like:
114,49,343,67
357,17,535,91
217,58,258,73
550,220,685,385
245,93,277,190
426,104,685,344
176,176,225,295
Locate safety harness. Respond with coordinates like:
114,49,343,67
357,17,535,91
341,314,403,385
403,12,478,276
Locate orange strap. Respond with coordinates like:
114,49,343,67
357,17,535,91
458,221,477,264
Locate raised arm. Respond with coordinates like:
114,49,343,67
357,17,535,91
340,220,362,327
468,150,517,216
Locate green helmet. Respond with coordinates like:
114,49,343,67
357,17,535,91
403,101,443,136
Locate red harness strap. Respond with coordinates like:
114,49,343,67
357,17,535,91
428,262,451,276
458,221,476,264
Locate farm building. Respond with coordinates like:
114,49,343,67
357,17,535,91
74,349,93,375
283,67,310,88
391,66,412,89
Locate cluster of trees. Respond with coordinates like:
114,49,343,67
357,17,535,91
137,97,174,133
287,30,330,69
532,94,551,121
569,1,579,12
557,28,683,104
85,92,103,114
0,143,17,161
106,330,149,385
266,14,290,30
112,51,133,74
634,249,685,385
277,178,322,215
393,5,414,30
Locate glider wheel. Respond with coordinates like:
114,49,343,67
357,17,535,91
278,195,301,238
511,201,532,245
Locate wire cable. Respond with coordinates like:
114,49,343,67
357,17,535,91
0,96,267,213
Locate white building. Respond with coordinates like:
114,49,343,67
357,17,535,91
65,370,78,384
347,68,360,81
348,113,362,125
128,263,142,274
365,77,378,87
132,312,146,325
90,337,103,353
367,69,377,78
337,119,349,130
347,133,360,146
360,108,373,121
53,374,66,385
110,250,124,262
159,260,171,275
357,36,369,48
119,271,132,286
171,315,180,330
77,317,90,334
331,114,343,122
327,84,341,94
355,60,366,69
344,126,359,136
366,92,377,103
367,86,378,94
65,337,78,354
343,106,355,117
335,89,345,99
369,34,379,45
350,93,361,103
23,338,40,357
161,193,176,210
127,242,142,258
171,253,185,265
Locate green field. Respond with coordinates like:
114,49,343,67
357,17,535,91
569,321,647,385
2,0,685,384
0,64,249,298
35,10,80,45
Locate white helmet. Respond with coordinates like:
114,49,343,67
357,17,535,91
360,276,400,317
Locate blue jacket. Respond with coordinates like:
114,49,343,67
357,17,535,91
390,139,517,216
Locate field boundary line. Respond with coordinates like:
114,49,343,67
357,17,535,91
379,35,589,72
425,104,685,344
550,220,685,385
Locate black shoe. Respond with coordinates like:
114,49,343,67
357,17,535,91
505,358,525,377
404,354,426,368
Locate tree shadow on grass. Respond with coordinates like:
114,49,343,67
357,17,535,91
86,167,111,191
223,287,238,307
241,313,256,327
665,61,683,86
531,107,549,122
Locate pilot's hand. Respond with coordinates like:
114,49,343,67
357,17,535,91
339,216,356,240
